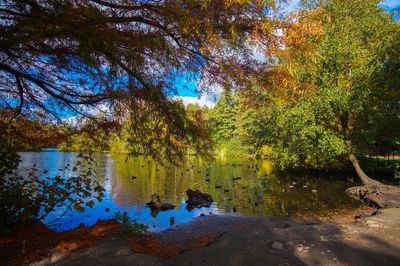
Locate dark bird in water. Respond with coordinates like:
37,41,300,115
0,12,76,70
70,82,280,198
146,194,175,218
224,189,229,193
197,170,202,174
155,169,160,171
131,176,137,179
205,178,210,182
205,173,210,177
232,207,237,213
215,185,222,189
232,177,241,181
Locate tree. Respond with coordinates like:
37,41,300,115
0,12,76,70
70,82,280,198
252,0,400,207
209,90,238,144
0,0,277,161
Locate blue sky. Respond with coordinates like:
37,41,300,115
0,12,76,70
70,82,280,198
384,0,400,9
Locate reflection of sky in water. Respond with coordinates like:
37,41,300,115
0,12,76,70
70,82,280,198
18,150,360,232
18,151,219,232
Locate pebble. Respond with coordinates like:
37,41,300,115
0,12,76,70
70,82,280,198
365,220,381,228
272,241,283,250
312,189,317,193
286,241,294,247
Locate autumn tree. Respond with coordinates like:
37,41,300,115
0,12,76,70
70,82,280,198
250,0,400,206
0,0,278,161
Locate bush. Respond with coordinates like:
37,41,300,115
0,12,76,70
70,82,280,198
114,212,148,237
0,154,104,230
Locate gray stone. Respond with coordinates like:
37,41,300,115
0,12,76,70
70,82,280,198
272,241,283,250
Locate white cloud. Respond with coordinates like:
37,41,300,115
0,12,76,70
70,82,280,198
173,85,222,108
174,94,217,108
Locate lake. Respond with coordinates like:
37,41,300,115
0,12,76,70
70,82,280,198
18,150,361,232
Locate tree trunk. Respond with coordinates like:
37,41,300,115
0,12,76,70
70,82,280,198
348,153,382,186
341,113,400,208
346,153,400,208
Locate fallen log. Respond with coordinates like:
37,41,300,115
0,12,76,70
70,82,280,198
345,184,400,208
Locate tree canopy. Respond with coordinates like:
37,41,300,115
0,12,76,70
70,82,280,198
0,0,277,161
246,0,400,176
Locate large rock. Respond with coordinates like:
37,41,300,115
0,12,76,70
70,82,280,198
186,189,213,210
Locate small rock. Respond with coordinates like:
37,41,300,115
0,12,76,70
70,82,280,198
272,241,283,250
365,220,381,228
286,241,294,247
105,208,110,212
311,189,317,193
320,236,328,242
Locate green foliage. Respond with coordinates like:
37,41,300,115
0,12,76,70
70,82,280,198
209,91,238,144
0,121,21,178
246,0,400,170
260,94,347,169
114,212,148,237
59,130,110,153
0,153,104,229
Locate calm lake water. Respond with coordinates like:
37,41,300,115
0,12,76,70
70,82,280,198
18,150,361,232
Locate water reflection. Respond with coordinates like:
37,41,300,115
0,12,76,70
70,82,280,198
18,151,361,232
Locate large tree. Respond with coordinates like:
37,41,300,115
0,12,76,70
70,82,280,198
251,0,400,207
0,0,277,160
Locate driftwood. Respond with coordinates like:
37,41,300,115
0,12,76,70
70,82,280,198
346,184,400,208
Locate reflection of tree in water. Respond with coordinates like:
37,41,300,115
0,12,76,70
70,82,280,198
103,155,359,217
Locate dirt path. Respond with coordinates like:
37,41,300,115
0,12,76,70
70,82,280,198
52,209,400,266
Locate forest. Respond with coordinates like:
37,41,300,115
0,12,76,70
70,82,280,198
0,0,400,265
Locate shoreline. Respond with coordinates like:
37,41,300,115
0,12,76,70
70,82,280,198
2,205,400,265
